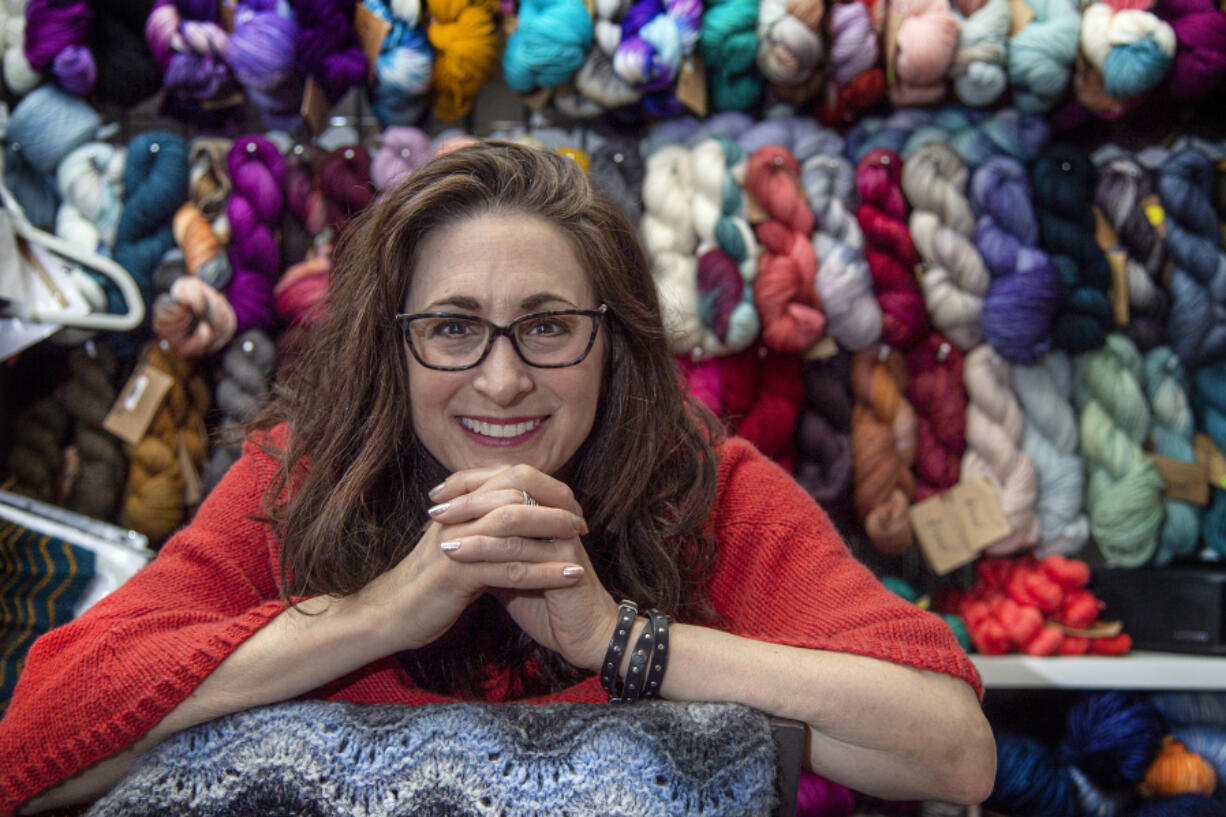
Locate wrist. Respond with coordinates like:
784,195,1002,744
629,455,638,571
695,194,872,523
616,616,649,679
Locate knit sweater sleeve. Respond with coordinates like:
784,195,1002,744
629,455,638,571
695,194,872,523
708,437,983,699
0,433,290,814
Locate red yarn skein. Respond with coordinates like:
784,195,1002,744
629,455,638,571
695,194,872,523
906,333,965,500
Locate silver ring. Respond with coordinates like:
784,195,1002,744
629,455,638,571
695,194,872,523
521,490,538,507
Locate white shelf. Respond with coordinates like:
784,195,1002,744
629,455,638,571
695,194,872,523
972,651,1226,690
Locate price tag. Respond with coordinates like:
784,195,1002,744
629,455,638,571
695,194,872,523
883,4,902,87
804,336,839,361
1147,453,1209,506
177,435,203,507
518,86,553,112
910,478,1011,575
676,55,708,117
1195,434,1226,490
1009,0,1035,35
1059,620,1124,639
353,5,393,82
300,77,331,136
103,365,175,446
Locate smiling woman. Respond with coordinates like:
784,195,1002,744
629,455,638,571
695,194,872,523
1,143,995,814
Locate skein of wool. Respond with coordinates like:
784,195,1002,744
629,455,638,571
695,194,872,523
5,395,70,503
589,136,645,224
502,0,592,93
3,84,101,230
818,0,885,125
1140,736,1217,797
280,141,322,267
426,0,498,120
201,329,276,495
55,141,127,324
1073,334,1165,566
961,345,1040,554
275,253,331,328
153,275,238,357
113,131,189,338
1076,0,1174,113
990,734,1077,817
1,0,39,96
886,0,960,105
902,143,989,351
613,0,703,117
371,126,432,192
225,135,287,336
641,143,703,352
1194,360,1226,556
286,0,367,103
56,343,125,521
855,149,929,351
907,334,966,500
571,39,642,111
943,106,1050,169
316,144,376,235
92,0,162,107
145,0,240,121
1175,726,1226,787
717,342,805,469
1158,0,1226,101
850,344,917,556
689,136,760,357
1031,145,1114,354
1008,0,1080,112
748,145,825,354
1062,692,1168,791
1130,795,1226,817
949,0,1009,105
845,107,935,164
1092,147,1169,351
23,0,94,94
971,156,1060,363
363,0,434,126
700,0,761,111
1158,147,1226,368
1011,352,1090,557
1142,346,1200,565
119,340,210,542
226,0,302,130
755,0,824,101
794,350,855,524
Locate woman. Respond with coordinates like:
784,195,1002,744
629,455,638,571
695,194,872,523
0,143,994,813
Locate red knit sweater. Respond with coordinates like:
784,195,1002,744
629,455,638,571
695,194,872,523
0,432,980,813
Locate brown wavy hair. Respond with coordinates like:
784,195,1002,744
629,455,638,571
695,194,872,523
251,142,724,698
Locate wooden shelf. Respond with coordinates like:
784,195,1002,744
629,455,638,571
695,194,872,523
972,651,1226,690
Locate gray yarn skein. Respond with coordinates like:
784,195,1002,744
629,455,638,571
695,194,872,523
202,330,276,495
589,137,644,225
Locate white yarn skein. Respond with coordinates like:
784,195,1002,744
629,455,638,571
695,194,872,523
757,0,823,86
642,144,704,352
57,142,126,250
1011,352,1090,557
1,0,37,95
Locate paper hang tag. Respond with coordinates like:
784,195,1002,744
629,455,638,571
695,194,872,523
676,55,707,118
103,364,175,446
1146,453,1210,506
300,77,331,136
745,190,769,225
804,336,839,361
0,211,24,306
1108,250,1129,326
177,435,203,508
353,5,393,83
1092,206,1120,253
909,479,1012,576
1194,434,1226,490
883,4,902,88
1009,0,1035,35
518,86,553,112
218,0,235,32
1060,620,1124,639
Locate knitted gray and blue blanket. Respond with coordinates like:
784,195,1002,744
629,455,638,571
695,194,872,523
86,700,780,817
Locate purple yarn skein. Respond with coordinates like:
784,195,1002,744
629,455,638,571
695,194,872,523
973,156,1060,364
226,136,288,334
287,0,368,103
25,0,97,94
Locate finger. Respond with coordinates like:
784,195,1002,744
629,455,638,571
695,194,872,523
434,464,584,517
428,488,551,525
442,504,586,541
429,466,513,503
467,560,586,590
440,535,575,564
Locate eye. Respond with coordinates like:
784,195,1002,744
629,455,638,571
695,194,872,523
522,316,574,336
428,319,479,338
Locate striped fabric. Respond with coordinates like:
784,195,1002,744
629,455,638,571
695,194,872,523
0,519,96,715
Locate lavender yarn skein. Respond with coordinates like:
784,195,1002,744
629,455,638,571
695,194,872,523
371,126,432,192
225,135,287,334
972,156,1060,363
227,0,302,130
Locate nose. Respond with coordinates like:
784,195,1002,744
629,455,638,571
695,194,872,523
472,335,534,406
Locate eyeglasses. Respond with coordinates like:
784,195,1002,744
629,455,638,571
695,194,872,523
396,304,608,371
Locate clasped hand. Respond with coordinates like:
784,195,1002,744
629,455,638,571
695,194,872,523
374,464,618,673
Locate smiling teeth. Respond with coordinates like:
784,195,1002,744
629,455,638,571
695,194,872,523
460,417,543,438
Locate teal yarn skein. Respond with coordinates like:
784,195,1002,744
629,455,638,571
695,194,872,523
502,0,594,93
700,0,763,111
1073,334,1165,567
1143,347,1200,565
1008,0,1080,112
1195,360,1226,556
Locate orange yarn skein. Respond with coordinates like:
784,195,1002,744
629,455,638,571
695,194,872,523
173,204,224,277
428,0,500,121
746,146,825,354
851,345,917,555
1140,736,1217,797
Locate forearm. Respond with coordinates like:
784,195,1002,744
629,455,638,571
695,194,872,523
619,621,995,805
21,593,388,813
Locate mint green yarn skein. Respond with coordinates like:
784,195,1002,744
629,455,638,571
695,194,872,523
1074,334,1165,567
1008,0,1080,112
1143,346,1201,565
701,0,763,111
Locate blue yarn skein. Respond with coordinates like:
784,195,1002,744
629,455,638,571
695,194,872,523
503,0,594,93
1127,795,1226,817
845,108,935,164
991,733,1078,817
1144,347,1201,565
1007,0,1080,112
1158,148,1226,369
365,0,434,126
1195,360,1226,556
1061,692,1168,790
1175,725,1226,791
1069,764,1136,817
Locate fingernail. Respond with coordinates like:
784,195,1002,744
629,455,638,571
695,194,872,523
428,482,446,500
440,540,461,552
428,502,450,517
562,566,584,578
572,514,587,534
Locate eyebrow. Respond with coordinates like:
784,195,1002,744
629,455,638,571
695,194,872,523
423,293,580,312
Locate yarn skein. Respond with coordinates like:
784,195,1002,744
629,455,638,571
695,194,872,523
225,135,287,335
794,350,856,525
56,342,125,521
287,0,368,103
2,0,39,95
502,0,592,93
145,0,239,120
613,0,703,116
818,0,886,125
901,143,989,351
748,145,825,354
1077,1,1175,107
1194,360,1226,556
589,137,645,225
886,0,960,106
427,0,498,120
855,148,929,351
850,344,917,555
1007,0,1080,112
1073,333,1166,567
989,735,1079,817
5,396,70,503
846,107,935,164
371,126,432,192
201,329,276,495
1143,346,1200,565
756,0,823,99
226,0,302,130
1031,145,1114,354
641,143,704,353
1011,352,1090,557
153,275,238,357
1158,0,1226,101
907,334,967,500
1061,692,1168,790
23,0,95,94
971,156,1060,363
1093,147,1169,352
365,0,434,126
701,0,761,111
949,0,1009,106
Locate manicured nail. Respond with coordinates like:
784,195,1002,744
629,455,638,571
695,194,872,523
562,566,584,578
440,541,461,552
572,514,587,534
428,502,450,517
428,482,446,500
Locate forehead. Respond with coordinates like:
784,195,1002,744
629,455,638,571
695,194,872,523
404,212,594,311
